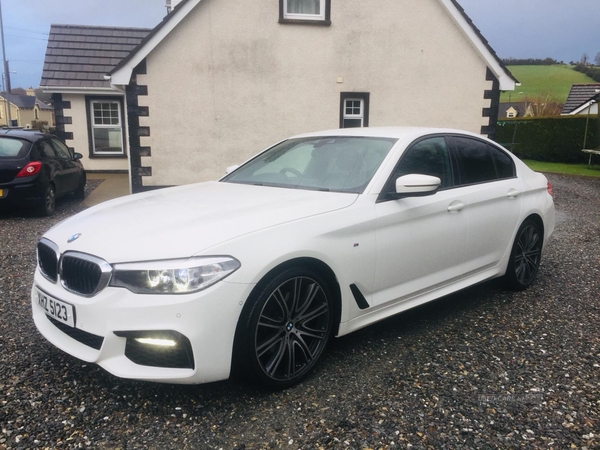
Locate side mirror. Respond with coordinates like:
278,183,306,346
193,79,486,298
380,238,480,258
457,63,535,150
394,174,441,197
225,164,239,175
73,152,83,160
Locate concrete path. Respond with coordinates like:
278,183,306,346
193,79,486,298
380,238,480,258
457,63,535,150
83,173,130,207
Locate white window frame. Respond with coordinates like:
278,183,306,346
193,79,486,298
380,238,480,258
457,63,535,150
89,99,124,156
283,0,326,21
343,98,365,127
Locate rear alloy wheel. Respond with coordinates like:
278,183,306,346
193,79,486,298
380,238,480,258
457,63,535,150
504,219,543,290
39,185,56,216
241,268,333,389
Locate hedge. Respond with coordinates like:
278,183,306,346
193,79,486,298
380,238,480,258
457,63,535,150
495,116,599,163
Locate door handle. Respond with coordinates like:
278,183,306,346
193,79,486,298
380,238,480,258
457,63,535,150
507,189,520,199
447,201,465,212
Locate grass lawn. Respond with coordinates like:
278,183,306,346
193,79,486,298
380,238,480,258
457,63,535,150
523,159,600,177
501,65,596,103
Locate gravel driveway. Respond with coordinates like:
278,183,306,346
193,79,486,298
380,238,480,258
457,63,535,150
0,174,598,449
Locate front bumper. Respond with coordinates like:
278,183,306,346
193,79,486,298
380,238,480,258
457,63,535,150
32,269,254,384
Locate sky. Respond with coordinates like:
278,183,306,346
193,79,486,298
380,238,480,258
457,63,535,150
1,0,599,90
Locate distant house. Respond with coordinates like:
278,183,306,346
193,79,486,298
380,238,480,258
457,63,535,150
46,0,517,192
0,89,54,128
499,102,534,119
40,24,152,172
562,83,600,115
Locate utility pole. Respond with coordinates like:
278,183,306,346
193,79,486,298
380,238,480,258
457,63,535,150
0,0,12,126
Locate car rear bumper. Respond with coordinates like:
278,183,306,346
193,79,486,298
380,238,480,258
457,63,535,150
0,181,44,205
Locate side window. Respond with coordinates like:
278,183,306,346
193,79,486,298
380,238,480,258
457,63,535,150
451,137,497,185
489,145,516,179
50,138,72,160
340,93,370,128
37,140,58,159
280,0,330,23
392,137,452,189
86,98,125,157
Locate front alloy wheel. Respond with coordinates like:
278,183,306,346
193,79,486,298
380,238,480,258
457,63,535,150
241,268,333,388
505,219,543,290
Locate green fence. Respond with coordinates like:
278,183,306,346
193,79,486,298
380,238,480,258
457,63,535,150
496,116,599,163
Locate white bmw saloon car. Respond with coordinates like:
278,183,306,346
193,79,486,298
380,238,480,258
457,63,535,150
32,127,555,388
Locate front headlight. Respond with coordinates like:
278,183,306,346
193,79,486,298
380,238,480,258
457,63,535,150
110,256,241,294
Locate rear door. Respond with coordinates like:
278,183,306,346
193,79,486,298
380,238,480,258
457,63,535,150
447,136,522,272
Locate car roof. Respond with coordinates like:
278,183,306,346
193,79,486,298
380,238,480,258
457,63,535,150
0,128,49,142
290,126,484,141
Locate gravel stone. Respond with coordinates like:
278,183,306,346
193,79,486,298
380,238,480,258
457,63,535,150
0,174,598,449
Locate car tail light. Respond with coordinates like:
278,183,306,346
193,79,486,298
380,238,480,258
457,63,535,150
16,162,42,178
547,181,553,196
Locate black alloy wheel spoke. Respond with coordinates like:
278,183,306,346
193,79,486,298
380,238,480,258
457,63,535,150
256,329,286,357
264,336,288,376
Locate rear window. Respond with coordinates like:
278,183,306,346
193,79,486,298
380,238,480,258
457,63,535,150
0,137,28,158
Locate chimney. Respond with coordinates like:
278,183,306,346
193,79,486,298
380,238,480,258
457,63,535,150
26,88,35,97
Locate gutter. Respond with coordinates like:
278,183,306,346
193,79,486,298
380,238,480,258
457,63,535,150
41,86,125,95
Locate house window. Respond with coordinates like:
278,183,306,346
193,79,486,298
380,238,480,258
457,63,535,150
87,98,126,157
340,93,370,128
506,110,516,118
34,108,39,120
280,0,330,23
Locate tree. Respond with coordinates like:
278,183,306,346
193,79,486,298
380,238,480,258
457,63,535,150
595,52,600,66
581,53,589,65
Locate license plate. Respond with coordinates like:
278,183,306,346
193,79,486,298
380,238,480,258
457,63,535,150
36,288,75,328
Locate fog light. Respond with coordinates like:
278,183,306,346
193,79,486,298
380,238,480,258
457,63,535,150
114,330,194,369
134,337,177,347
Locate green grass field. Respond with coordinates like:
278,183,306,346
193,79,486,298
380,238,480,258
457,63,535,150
501,65,596,103
523,159,600,177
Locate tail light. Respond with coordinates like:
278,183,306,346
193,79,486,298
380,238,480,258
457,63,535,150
547,181,553,196
16,162,42,178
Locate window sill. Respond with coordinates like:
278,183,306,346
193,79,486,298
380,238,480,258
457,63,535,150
89,153,128,159
279,18,331,26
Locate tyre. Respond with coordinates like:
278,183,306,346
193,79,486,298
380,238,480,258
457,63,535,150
504,218,543,290
38,184,56,216
238,267,334,389
74,173,86,200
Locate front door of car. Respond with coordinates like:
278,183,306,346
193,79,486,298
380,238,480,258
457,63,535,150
36,140,66,194
50,138,80,193
372,136,468,307
447,136,523,272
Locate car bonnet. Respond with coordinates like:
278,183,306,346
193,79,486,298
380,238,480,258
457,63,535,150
43,181,358,262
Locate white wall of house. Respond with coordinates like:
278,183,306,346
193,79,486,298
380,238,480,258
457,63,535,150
136,0,495,187
573,103,598,115
64,94,129,172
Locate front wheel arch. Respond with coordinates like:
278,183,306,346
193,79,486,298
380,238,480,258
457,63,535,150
231,257,341,387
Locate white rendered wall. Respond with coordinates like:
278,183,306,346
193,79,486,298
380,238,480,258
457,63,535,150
63,94,129,172
137,0,496,186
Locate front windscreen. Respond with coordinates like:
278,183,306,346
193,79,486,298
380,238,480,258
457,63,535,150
222,136,397,193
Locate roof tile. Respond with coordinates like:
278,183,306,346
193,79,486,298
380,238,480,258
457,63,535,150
562,84,600,114
41,24,152,88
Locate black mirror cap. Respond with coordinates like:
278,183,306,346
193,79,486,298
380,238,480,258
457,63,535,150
73,152,83,160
